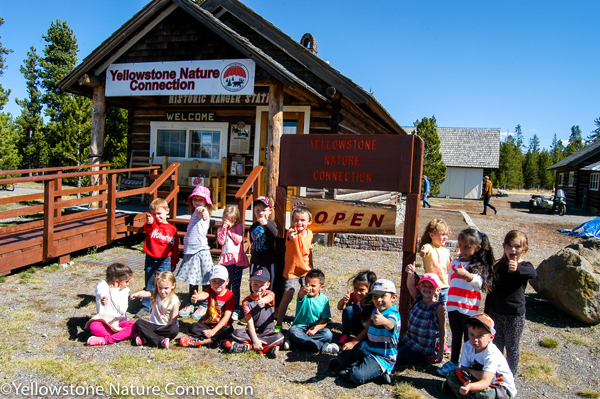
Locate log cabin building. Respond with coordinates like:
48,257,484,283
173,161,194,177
58,0,407,207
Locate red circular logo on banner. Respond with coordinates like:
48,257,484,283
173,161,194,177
221,63,249,92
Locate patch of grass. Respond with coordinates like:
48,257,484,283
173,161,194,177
251,371,317,399
32,285,45,290
520,350,560,386
0,307,37,334
562,332,595,347
45,263,62,273
578,390,600,399
540,337,559,348
393,381,424,399
330,255,341,261
0,276,6,283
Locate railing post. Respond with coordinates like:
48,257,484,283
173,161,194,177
43,179,55,261
170,166,179,219
54,171,62,221
107,174,116,244
150,169,159,204
99,166,107,209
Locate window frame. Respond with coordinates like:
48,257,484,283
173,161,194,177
150,121,229,164
590,173,599,191
558,173,564,186
568,171,574,187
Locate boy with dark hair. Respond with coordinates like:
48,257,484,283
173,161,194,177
249,196,278,287
443,313,517,399
136,198,179,318
230,267,284,357
329,279,400,385
285,269,338,354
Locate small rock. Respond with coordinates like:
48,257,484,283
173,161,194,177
42,333,47,338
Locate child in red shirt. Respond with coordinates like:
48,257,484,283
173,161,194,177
136,198,179,318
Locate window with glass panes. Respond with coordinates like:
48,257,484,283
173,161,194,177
591,173,599,191
150,122,228,163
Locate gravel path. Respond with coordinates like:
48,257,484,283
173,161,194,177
0,193,598,398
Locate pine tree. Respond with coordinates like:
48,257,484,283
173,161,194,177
565,125,583,157
538,150,554,190
523,135,540,189
414,115,446,195
587,117,600,143
550,133,565,164
0,18,13,111
15,46,48,169
496,129,524,190
104,106,128,169
0,115,21,172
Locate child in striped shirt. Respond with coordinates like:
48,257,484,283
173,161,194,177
438,228,494,377
329,279,400,385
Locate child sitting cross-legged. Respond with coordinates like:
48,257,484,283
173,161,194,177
179,266,235,348
284,269,339,354
443,313,517,399
329,279,400,385
230,267,284,357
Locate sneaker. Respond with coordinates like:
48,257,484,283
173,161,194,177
267,345,279,358
179,336,202,347
437,361,459,377
274,325,282,333
135,336,146,346
134,309,150,319
283,341,290,350
161,338,169,349
322,343,340,354
87,336,106,346
237,318,247,326
231,342,251,353
220,340,232,350
338,334,350,345
231,310,239,321
191,302,207,320
382,373,392,385
178,304,195,318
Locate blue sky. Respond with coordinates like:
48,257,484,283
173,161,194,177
2,0,599,150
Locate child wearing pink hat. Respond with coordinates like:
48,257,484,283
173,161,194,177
177,186,214,320
396,265,447,365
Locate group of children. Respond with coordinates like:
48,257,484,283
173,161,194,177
85,189,535,398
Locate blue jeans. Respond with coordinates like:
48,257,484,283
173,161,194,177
143,255,171,311
335,347,385,384
423,193,432,208
288,325,333,353
439,287,449,308
395,340,428,365
341,304,364,337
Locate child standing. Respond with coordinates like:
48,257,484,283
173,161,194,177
285,269,339,354
336,270,377,344
485,230,536,375
86,263,136,346
419,219,451,305
179,266,235,347
137,198,179,319
249,196,278,287
131,271,180,349
230,267,284,357
443,313,517,399
397,265,446,364
276,203,314,331
438,228,495,376
177,186,212,320
217,205,249,320
329,279,400,385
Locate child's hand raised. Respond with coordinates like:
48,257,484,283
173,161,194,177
222,219,232,230
257,297,267,308
101,296,109,306
146,213,154,225
406,263,416,275
508,254,518,272
190,290,200,304
419,245,429,258
287,227,297,241
196,207,209,221
372,309,387,326
341,289,351,305
454,264,468,277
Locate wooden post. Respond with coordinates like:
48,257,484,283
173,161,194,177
274,185,287,238
266,80,284,211
170,166,178,219
90,84,106,209
54,171,62,221
107,174,117,244
399,136,424,335
43,179,55,261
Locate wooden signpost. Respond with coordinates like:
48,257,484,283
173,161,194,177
278,134,424,334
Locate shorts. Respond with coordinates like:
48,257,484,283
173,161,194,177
284,276,305,292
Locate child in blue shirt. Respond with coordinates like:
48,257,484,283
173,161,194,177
329,279,400,385
285,269,338,354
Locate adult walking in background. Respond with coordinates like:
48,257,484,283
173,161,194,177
481,176,497,215
422,175,432,208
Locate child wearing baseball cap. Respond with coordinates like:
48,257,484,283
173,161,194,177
230,267,284,357
248,196,278,287
179,265,235,348
329,279,401,385
443,313,517,398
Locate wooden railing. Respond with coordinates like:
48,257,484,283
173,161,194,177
235,165,263,228
0,163,181,266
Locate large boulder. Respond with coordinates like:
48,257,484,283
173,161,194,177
530,238,600,324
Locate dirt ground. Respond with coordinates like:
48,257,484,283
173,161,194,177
0,193,598,399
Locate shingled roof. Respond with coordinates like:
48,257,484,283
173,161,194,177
402,127,500,168
547,139,600,170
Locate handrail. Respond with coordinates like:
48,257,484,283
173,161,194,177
235,165,263,229
0,164,111,176
0,166,160,185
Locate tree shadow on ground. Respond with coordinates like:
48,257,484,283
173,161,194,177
75,294,95,309
67,316,90,342
526,292,589,328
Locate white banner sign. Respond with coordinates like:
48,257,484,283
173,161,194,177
106,59,255,96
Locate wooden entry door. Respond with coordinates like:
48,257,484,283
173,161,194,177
259,111,305,202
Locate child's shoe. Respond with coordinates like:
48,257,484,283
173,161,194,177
231,310,239,321
283,341,290,350
322,343,340,354
161,338,170,349
220,340,232,350
266,345,279,358
231,342,251,353
444,341,451,355
134,336,146,346
437,361,459,377
179,336,202,347
237,318,247,326
191,302,208,320
178,304,195,318
87,336,106,346
382,373,392,385
338,334,349,345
